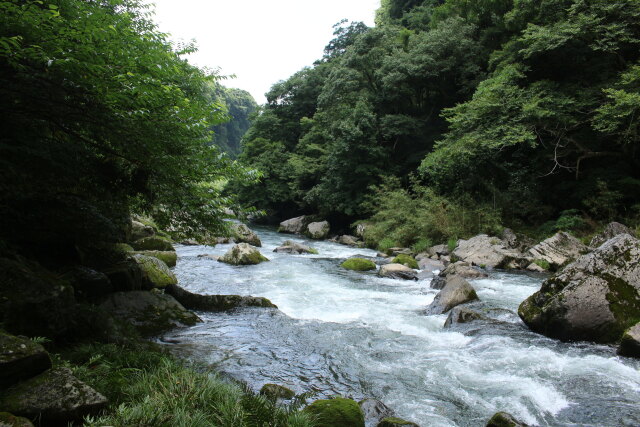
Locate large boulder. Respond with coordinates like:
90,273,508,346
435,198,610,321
100,291,200,336
426,276,479,315
0,332,51,388
430,262,487,290
132,250,177,267
306,221,330,239
590,222,634,248
378,264,418,280
303,397,365,427
130,235,175,252
232,223,262,247
526,232,588,271
273,240,318,254
132,254,177,288
165,284,277,310
358,399,394,426
131,220,155,241
218,243,269,265
618,323,640,358
0,367,107,424
518,234,640,343
278,216,308,234
486,412,529,427
452,235,523,269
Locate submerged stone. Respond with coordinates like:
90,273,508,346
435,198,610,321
443,306,485,328
378,263,417,280
303,397,365,427
358,399,394,426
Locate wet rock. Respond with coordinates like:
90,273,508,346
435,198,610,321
0,412,34,427
430,275,447,290
100,291,200,335
306,221,330,239
378,264,418,280
197,254,219,261
617,323,640,358
526,232,588,271
132,254,177,288
377,417,420,427
131,235,175,252
0,367,107,424
486,411,528,426
342,258,377,271
63,266,112,301
218,243,269,265
274,240,318,254
278,216,308,234
165,284,277,310
303,397,365,427
132,250,177,267
440,261,488,280
131,220,155,241
443,306,485,328
418,258,445,272
519,234,640,343
0,332,51,388
452,235,523,269
590,222,634,248
231,223,262,247
259,383,295,400
338,235,361,247
358,399,394,426
391,254,418,269
426,276,479,315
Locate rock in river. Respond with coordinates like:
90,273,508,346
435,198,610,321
617,322,640,358
306,221,330,239
426,275,479,315
526,231,588,271
219,243,269,265
378,263,417,280
519,233,640,343
303,397,365,427
278,215,308,234
232,223,262,247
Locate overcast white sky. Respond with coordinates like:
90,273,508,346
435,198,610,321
148,0,380,104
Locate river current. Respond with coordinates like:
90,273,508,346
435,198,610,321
161,226,640,427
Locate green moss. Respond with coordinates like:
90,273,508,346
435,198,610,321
308,248,319,254
303,397,364,427
533,259,551,270
114,243,134,254
131,236,174,252
132,251,177,267
243,251,269,265
378,417,419,427
132,255,177,288
391,254,418,269
259,384,295,400
604,273,640,340
341,258,377,271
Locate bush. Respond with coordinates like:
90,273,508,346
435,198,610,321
411,238,433,253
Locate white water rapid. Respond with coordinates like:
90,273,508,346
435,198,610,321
161,226,640,427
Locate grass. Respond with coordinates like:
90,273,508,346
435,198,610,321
63,343,316,427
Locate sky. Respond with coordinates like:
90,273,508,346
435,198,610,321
148,0,380,104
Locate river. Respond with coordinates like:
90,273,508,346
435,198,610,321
161,226,640,427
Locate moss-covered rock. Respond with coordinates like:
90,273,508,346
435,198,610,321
131,220,155,241
486,411,528,426
341,258,377,271
377,417,420,427
132,250,177,267
132,254,177,288
303,397,365,427
131,236,174,252
0,412,34,427
165,284,277,311
519,234,640,343
259,383,295,400
391,254,419,269
0,367,108,424
618,322,640,358
0,332,51,388
231,223,262,247
218,243,269,265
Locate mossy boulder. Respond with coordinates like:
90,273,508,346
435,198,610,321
0,367,107,424
99,291,200,336
219,243,269,265
0,332,51,388
132,254,177,288
377,417,420,427
131,235,174,252
486,412,528,427
165,284,277,311
519,234,640,343
303,397,365,427
391,254,419,269
341,258,377,271
0,412,34,427
259,383,295,400
426,275,479,315
131,220,155,241
618,323,640,357
132,250,177,267
231,223,262,247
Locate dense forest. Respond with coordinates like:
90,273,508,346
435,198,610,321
234,0,640,249
209,84,257,158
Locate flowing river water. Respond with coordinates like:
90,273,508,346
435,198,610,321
161,226,640,427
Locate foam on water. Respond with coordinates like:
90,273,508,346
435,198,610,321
162,226,640,427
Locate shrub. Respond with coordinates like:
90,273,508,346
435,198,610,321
411,238,432,253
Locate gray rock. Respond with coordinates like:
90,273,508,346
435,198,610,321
338,235,361,247
232,223,262,247
440,261,488,279
378,264,418,281
430,275,447,290
519,234,640,343
165,284,277,311
180,239,199,246
617,322,640,358
0,367,107,424
525,262,548,273
102,258,145,291
388,247,413,256
444,306,485,328
453,235,523,269
526,232,588,271
278,216,308,234
486,411,529,426
0,332,51,388
590,222,634,248
426,276,479,315
418,258,445,272
359,398,394,426
131,220,155,241
306,221,330,239
274,240,317,254
427,244,449,257
218,243,269,265
100,291,200,335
